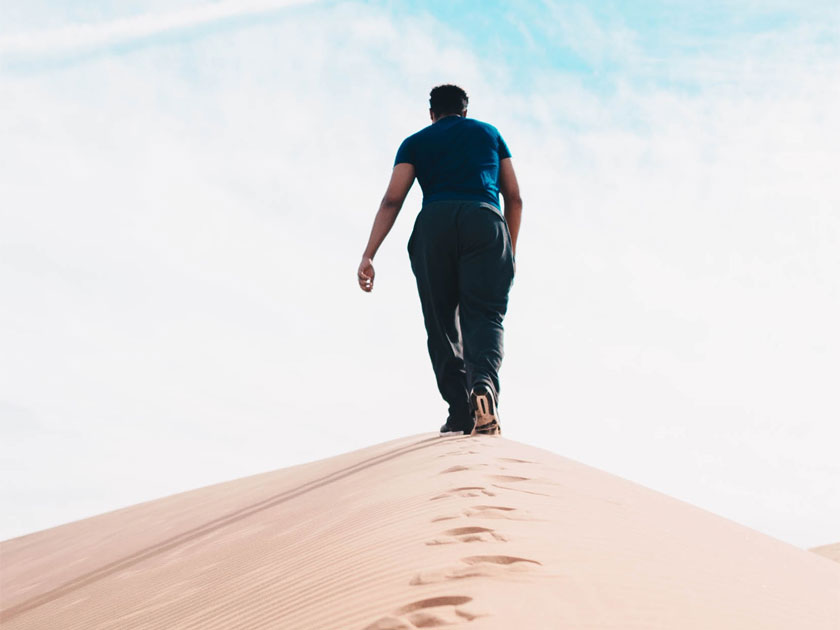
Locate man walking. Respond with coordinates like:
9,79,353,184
357,85,522,436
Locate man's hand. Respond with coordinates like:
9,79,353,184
358,257,375,292
357,164,415,294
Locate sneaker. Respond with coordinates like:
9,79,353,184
439,415,474,436
439,422,463,436
470,383,501,436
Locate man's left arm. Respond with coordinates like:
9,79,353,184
499,157,522,257
358,162,416,292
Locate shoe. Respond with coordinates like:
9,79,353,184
439,421,463,436
439,415,474,436
470,383,501,436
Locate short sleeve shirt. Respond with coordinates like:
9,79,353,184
394,116,511,210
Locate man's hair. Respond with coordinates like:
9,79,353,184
429,84,468,116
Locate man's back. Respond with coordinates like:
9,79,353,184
395,116,511,209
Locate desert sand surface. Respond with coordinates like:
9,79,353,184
2,434,839,629
813,543,840,565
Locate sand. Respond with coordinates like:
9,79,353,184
2,434,839,629
813,543,840,565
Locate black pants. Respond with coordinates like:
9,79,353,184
408,200,515,426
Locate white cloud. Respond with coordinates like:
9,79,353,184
1,2,839,548
0,0,316,57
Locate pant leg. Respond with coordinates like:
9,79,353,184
408,203,471,424
457,203,515,400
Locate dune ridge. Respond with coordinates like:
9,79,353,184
812,543,840,565
2,434,839,629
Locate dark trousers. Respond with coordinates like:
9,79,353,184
408,200,515,425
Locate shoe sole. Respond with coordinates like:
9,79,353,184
471,391,501,436
439,428,465,437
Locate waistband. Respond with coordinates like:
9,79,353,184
420,199,502,215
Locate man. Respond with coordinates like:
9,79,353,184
357,84,522,436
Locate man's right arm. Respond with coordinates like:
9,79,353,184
357,162,416,292
499,158,522,256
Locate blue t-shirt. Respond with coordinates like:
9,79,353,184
394,116,511,209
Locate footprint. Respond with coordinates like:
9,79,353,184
431,487,496,500
439,464,486,474
497,457,536,464
364,596,482,629
488,474,530,483
487,474,556,496
363,619,412,630
490,484,551,497
461,555,541,567
410,555,542,586
425,526,508,546
463,505,537,521
397,596,473,614
444,526,496,535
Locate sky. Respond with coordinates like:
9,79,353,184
1,1,838,549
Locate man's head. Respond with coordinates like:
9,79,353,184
429,84,468,121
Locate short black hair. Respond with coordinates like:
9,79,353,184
429,84,468,116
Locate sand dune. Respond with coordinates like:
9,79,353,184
812,543,840,565
2,434,839,629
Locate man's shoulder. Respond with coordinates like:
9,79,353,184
464,117,493,126
398,118,504,150
403,122,436,141
466,118,503,136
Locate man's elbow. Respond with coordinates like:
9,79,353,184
502,192,523,209
380,195,404,213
